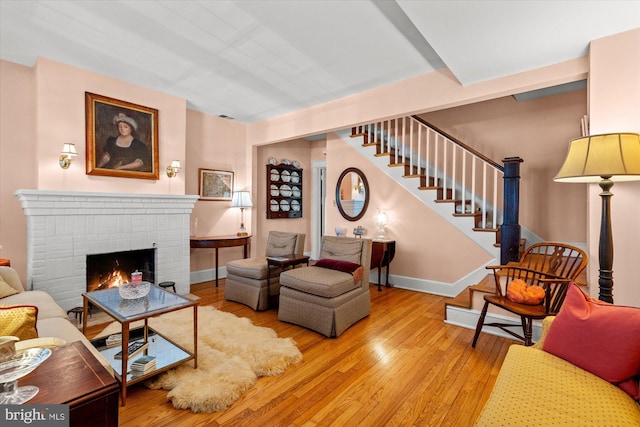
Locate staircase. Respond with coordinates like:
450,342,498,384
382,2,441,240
347,116,512,329
349,116,504,255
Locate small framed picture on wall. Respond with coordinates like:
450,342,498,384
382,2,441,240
199,168,234,201
85,92,160,180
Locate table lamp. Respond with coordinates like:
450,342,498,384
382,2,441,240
554,132,640,303
231,191,253,237
375,210,389,240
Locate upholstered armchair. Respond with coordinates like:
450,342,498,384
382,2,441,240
225,231,305,311
278,236,372,337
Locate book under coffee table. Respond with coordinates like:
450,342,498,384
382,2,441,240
82,284,198,405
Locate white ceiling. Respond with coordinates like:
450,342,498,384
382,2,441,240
1,1,638,124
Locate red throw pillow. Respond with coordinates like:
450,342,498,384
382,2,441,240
314,259,361,274
543,283,640,399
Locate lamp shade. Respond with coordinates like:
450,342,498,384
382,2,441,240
554,133,640,183
231,191,253,208
375,210,389,227
61,143,78,156
170,160,181,169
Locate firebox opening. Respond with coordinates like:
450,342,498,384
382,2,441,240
86,248,156,293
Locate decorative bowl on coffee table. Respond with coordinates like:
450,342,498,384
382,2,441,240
118,281,151,299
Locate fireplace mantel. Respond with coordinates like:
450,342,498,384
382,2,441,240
15,189,199,311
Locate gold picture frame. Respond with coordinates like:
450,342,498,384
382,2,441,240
199,168,234,201
85,92,159,180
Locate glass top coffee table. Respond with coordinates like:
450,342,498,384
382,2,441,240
82,284,198,405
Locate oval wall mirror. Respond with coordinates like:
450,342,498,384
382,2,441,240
335,167,369,221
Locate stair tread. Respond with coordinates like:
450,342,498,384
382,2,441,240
473,227,499,232
418,186,439,190
453,212,482,217
445,274,497,313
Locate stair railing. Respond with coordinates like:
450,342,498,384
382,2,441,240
354,117,505,230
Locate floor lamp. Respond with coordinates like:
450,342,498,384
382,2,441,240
231,191,253,237
554,132,640,303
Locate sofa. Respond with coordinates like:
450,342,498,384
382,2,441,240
475,284,640,426
0,266,113,374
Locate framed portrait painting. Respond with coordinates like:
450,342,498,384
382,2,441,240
85,92,160,180
199,169,234,201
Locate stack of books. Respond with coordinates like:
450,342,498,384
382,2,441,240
130,355,157,375
105,333,122,348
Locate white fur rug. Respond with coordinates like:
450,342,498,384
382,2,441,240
96,306,302,413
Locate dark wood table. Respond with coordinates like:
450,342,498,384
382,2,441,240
266,254,310,303
0,258,10,266
371,240,396,291
190,235,251,287
22,341,119,427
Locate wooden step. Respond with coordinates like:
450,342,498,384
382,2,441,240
444,274,496,319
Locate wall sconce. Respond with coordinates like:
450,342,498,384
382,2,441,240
59,143,78,169
231,191,253,236
375,210,389,240
166,160,181,178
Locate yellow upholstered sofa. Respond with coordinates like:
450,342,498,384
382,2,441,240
475,316,640,426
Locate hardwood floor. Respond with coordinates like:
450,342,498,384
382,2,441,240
86,280,514,426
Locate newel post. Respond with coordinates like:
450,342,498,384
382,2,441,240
500,157,523,264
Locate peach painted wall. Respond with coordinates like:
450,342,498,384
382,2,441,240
0,61,36,279
34,58,187,195
587,28,640,307
419,89,588,243
325,133,491,283
253,139,317,256
186,109,251,271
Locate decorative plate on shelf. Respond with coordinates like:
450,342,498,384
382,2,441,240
292,186,301,197
291,200,300,211
280,200,290,211
280,159,291,166
290,171,300,183
292,160,300,168
270,200,280,212
280,170,291,182
270,184,279,197
268,157,277,165
279,184,292,197
270,170,280,181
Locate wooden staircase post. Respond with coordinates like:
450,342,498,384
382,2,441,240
500,157,523,264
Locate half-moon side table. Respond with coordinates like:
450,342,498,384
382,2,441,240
190,235,251,287
370,240,396,291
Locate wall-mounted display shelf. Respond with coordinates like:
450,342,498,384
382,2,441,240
267,164,302,219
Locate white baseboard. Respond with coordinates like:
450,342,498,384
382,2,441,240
190,267,227,285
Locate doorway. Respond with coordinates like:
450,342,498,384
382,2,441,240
312,160,327,259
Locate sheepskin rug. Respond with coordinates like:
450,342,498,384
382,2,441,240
97,306,302,413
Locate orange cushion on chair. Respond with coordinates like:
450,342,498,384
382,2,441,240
506,279,545,305
543,283,640,400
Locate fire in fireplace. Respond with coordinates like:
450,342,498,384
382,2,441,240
86,248,156,292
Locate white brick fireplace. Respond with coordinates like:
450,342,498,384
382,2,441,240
15,190,198,311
